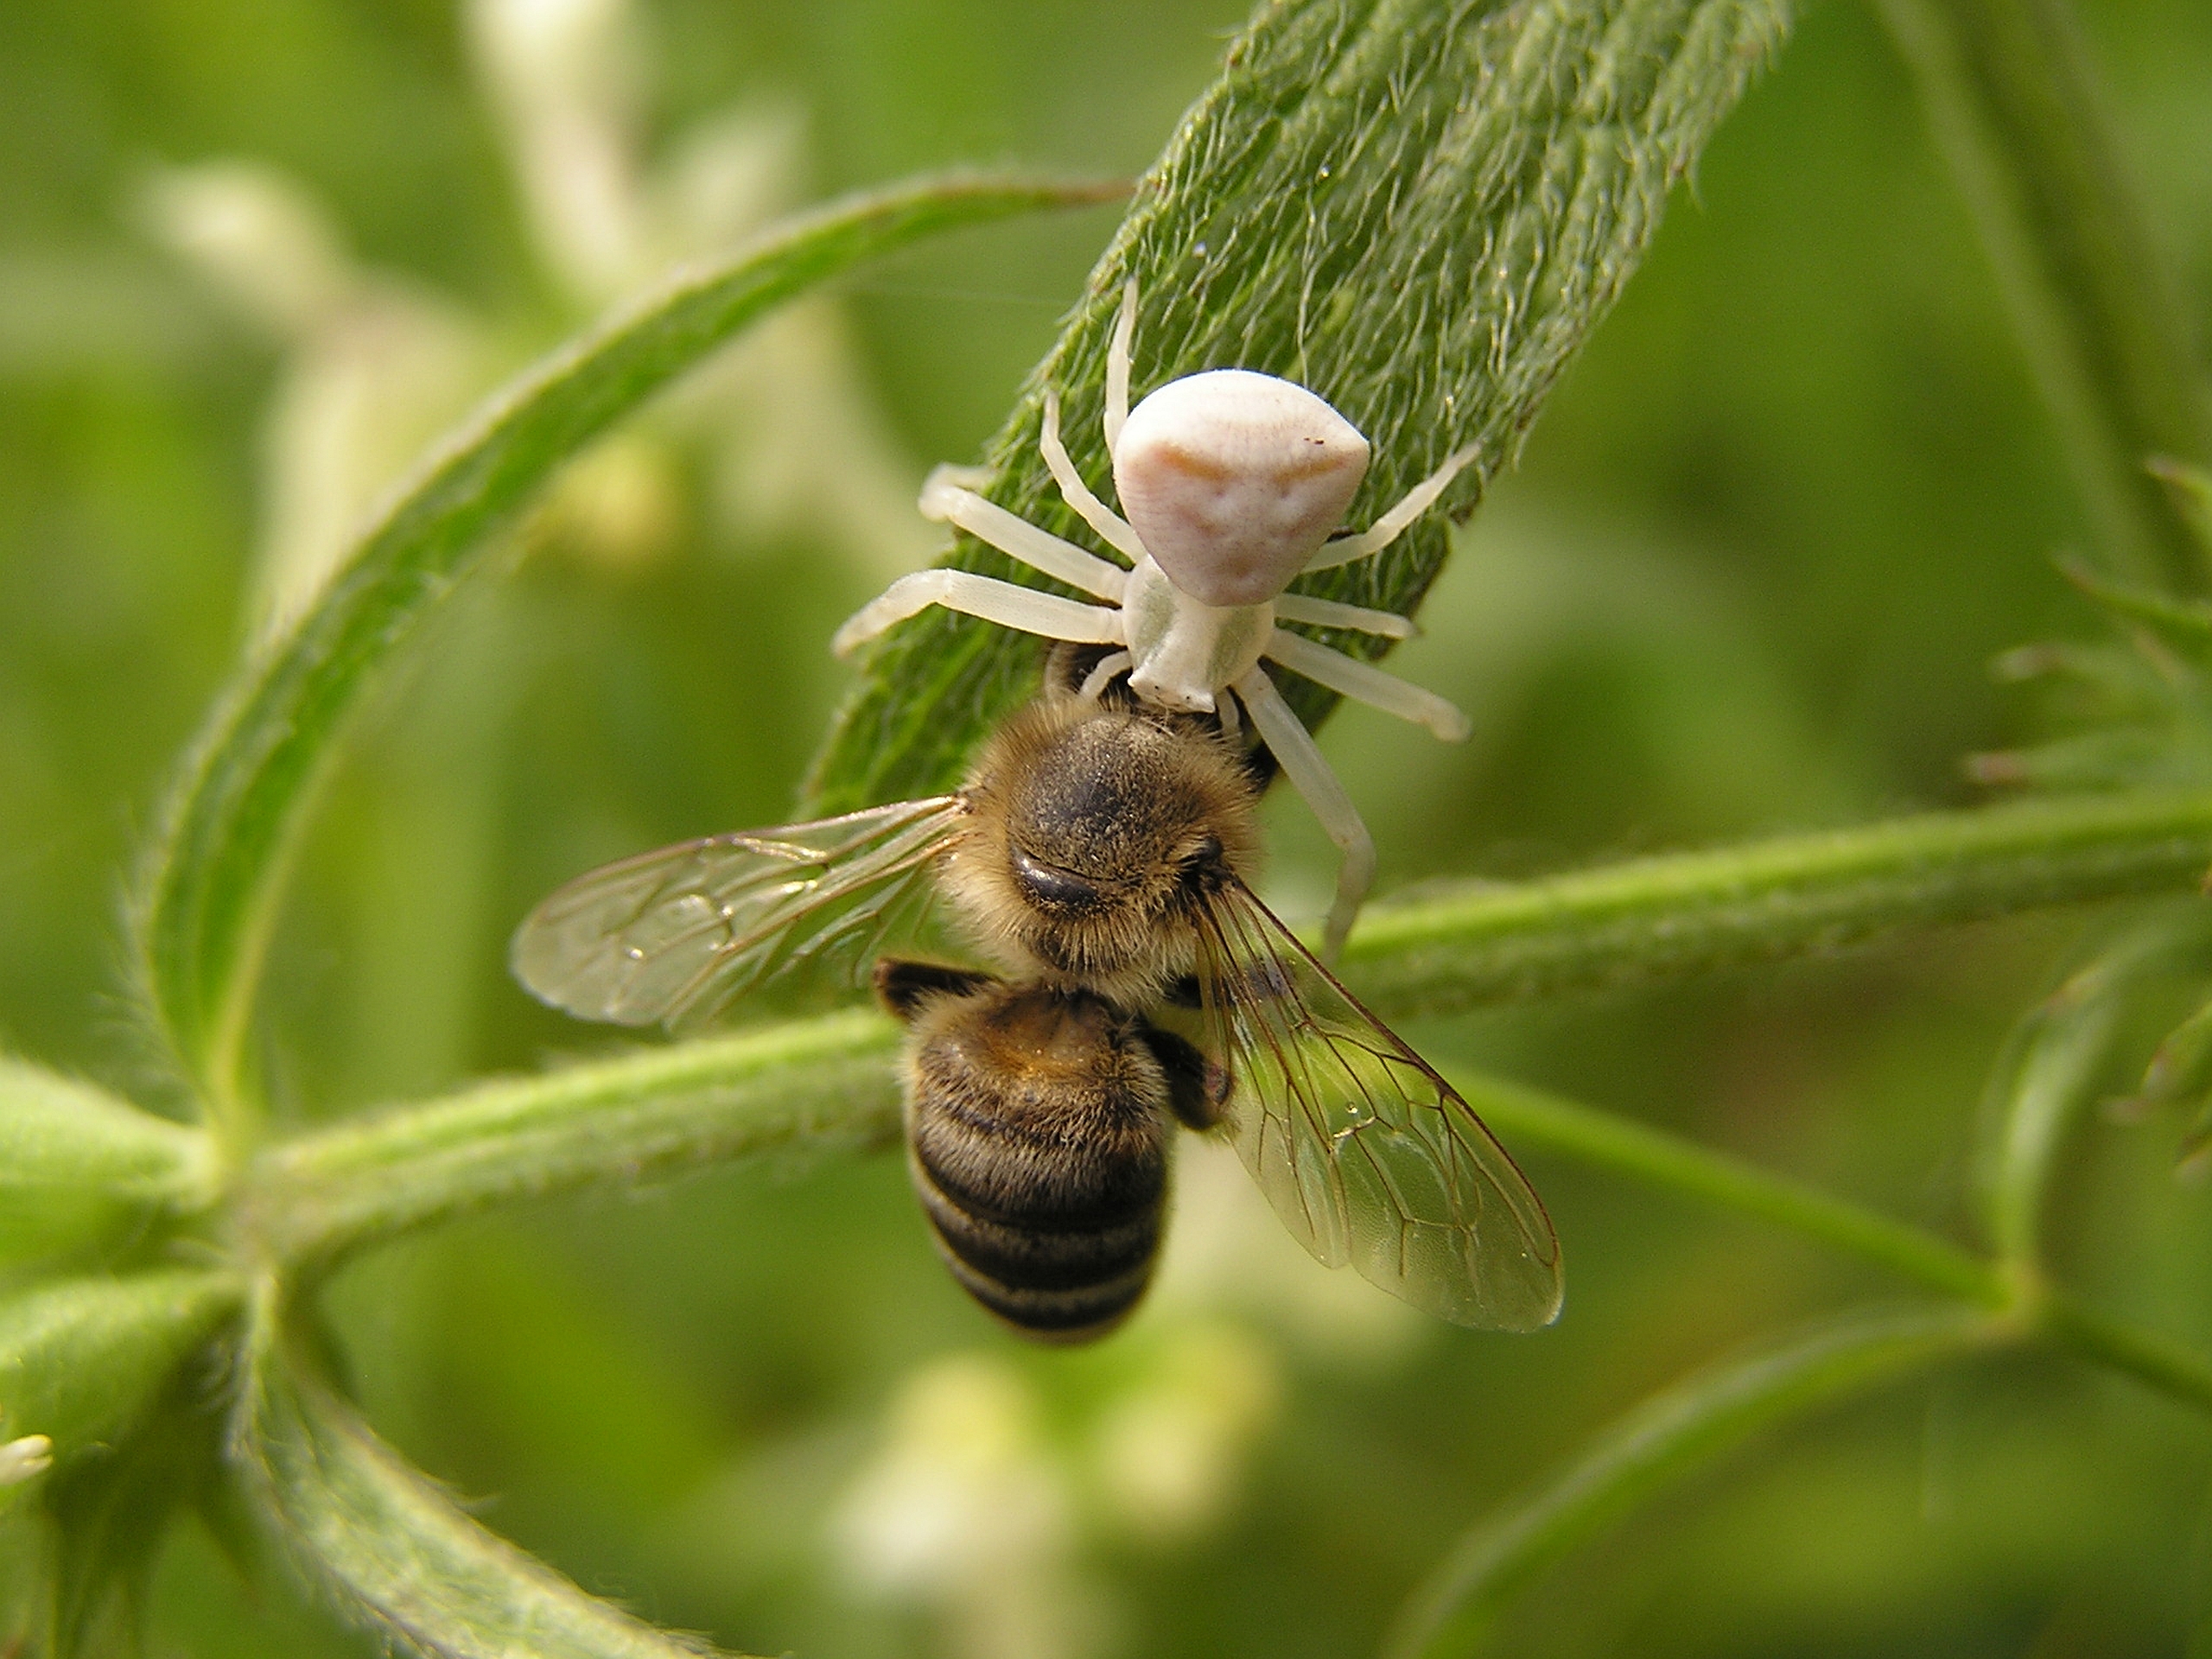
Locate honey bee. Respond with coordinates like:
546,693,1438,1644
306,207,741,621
512,670,1561,1341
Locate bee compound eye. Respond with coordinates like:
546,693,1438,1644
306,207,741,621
1009,843,1107,915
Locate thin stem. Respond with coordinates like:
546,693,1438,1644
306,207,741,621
1346,791,2212,1018
1451,1061,2212,1419
1875,0,2212,591
2039,1289,2212,1415
132,173,1116,1135
1446,1066,2003,1304
1383,1306,2005,1659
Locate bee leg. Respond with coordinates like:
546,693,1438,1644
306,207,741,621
1140,1022,1230,1131
874,958,1000,1023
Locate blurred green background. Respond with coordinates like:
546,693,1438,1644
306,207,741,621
5,0,2212,1654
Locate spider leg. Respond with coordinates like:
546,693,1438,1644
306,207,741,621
1233,667,1374,964
1042,388,1147,563
1078,649,1134,701
1271,593,1416,639
1264,628,1469,741
1303,441,1480,570
1215,681,1243,744
1104,276,1137,457
833,570,1125,657
918,465,1128,601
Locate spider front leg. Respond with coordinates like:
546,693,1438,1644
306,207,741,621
1041,389,1145,563
1103,276,1137,455
1303,440,1481,571
832,570,1124,657
1233,667,1376,964
834,459,1135,656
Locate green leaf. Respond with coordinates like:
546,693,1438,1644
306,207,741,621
233,1288,757,1658
132,173,1117,1126
1344,790,2212,1019
1382,1306,2002,1659
2151,455,2212,565
245,1009,900,1270
0,1057,213,1205
40,1388,229,1659
1873,0,2212,592
0,1270,241,1509
2055,553,2212,660
808,0,1790,811
1977,907,2212,1269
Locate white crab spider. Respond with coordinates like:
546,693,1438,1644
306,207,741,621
834,282,1478,960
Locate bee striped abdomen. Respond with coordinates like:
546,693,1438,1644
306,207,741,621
899,980,1174,1344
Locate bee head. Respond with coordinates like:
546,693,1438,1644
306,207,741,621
946,698,1261,998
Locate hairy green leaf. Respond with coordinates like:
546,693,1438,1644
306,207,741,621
0,1270,240,1509
234,1290,754,1658
809,0,1790,810
1382,1306,2003,1659
40,1388,230,1659
0,1058,213,1205
133,173,1116,1123
246,1010,899,1269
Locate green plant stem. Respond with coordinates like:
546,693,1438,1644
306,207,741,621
1346,790,2212,1017
1449,1061,2212,1414
1382,1306,2005,1659
1875,0,2212,591
133,173,1116,1141
2039,1290,2212,1415
1446,1067,2002,1303
245,1011,900,1270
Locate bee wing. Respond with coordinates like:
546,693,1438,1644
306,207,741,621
511,796,965,1031
1195,881,1562,1332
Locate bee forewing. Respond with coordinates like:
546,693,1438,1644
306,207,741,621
1198,883,1563,1332
510,797,965,1030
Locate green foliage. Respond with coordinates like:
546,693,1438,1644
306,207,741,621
2,0,2210,1654
134,174,1115,1128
